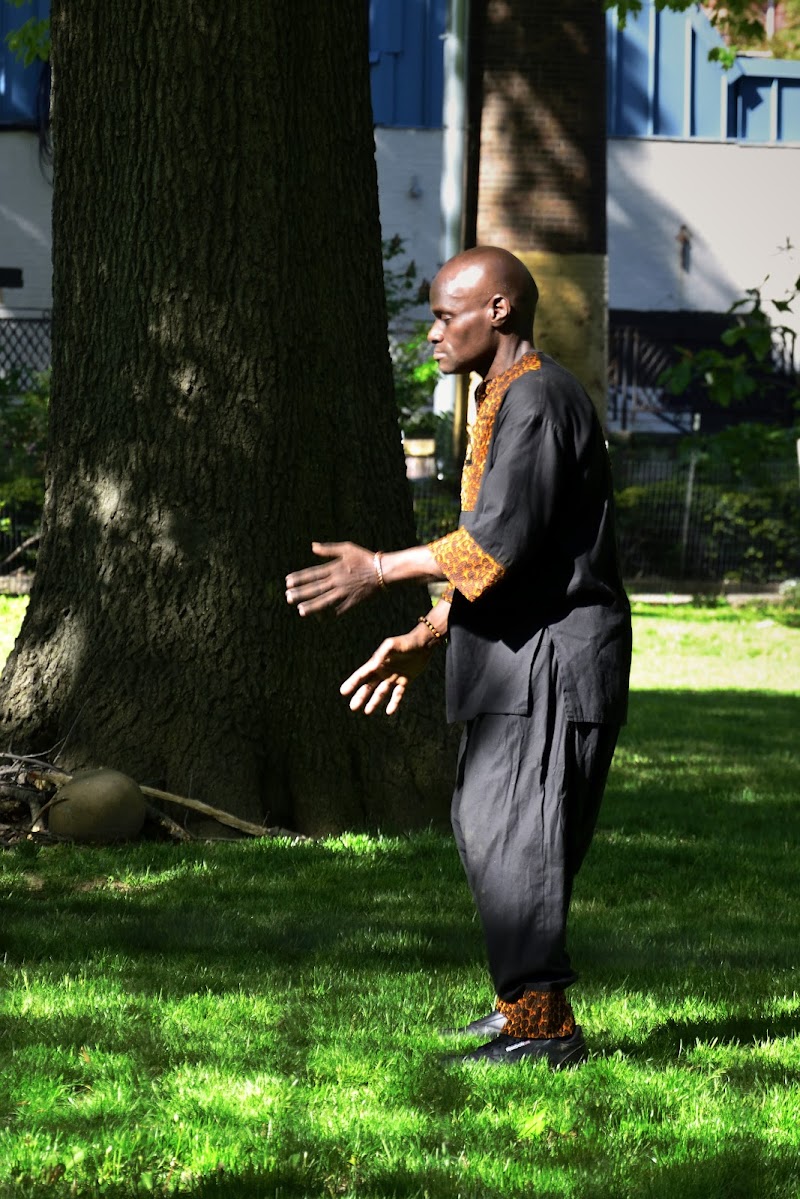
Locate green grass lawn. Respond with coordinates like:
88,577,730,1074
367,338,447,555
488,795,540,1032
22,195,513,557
0,597,799,1198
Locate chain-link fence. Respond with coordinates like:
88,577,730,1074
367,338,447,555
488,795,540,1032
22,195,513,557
409,441,799,589
609,442,798,585
0,307,797,591
0,312,52,387
0,315,50,582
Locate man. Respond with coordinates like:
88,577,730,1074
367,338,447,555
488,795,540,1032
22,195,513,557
285,246,631,1067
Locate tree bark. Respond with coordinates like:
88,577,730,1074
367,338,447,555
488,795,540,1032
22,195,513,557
0,0,456,834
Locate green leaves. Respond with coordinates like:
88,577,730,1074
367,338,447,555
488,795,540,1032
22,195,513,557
608,0,800,62
4,14,50,66
658,279,800,412
382,237,443,442
659,355,694,397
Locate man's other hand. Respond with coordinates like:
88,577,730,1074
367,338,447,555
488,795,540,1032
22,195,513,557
285,542,378,616
340,632,433,716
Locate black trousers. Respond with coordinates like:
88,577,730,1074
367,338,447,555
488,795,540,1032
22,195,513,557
450,632,620,1003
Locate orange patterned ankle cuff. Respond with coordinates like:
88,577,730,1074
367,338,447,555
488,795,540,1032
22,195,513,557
496,989,576,1039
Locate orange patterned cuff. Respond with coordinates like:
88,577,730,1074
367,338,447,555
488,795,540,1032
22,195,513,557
428,528,506,602
440,585,455,605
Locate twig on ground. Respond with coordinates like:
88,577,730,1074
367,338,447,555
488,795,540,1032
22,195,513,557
142,799,194,842
0,751,63,773
0,531,40,571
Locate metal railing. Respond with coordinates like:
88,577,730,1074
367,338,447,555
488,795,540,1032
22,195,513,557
409,448,799,588
0,312,52,386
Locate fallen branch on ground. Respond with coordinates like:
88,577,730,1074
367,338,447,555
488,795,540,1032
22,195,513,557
0,530,40,571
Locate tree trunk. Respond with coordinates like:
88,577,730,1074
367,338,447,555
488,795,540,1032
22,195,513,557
0,0,455,834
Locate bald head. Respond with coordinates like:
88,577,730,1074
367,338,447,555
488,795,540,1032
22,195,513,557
436,247,538,340
427,246,538,379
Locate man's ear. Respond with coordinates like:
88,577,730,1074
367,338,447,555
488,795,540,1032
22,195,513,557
489,294,511,327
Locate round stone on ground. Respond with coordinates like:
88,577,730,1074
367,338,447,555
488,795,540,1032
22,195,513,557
48,769,146,843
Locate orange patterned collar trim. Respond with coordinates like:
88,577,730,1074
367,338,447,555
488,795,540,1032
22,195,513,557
461,351,542,513
474,351,541,409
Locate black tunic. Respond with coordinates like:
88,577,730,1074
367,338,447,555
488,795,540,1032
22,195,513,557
429,351,631,725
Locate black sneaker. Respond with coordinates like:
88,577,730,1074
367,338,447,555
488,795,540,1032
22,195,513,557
439,1010,508,1038
444,1028,587,1069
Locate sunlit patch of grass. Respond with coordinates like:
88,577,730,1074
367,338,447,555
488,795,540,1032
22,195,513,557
630,600,800,692
0,594,27,663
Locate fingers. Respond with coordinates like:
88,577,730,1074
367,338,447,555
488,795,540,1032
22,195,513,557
347,678,392,712
340,641,396,696
285,564,335,591
340,663,382,698
285,564,338,612
344,676,392,712
286,542,370,615
295,591,340,617
363,677,398,715
285,543,350,601
347,675,408,716
285,579,335,607
384,680,408,716
284,588,337,616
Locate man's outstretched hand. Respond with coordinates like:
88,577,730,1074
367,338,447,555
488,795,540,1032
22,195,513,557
285,542,378,616
340,631,433,716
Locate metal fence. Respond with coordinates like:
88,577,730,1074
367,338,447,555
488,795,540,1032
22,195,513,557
0,315,50,581
0,312,52,386
609,445,799,585
608,320,798,436
0,309,796,590
410,446,800,588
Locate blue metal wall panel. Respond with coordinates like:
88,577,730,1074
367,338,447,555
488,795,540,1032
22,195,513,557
691,30,723,137
369,48,398,126
369,0,446,128
607,1,800,143
0,0,49,126
394,0,428,126
616,4,652,135
737,78,774,141
370,0,404,54
606,8,618,133
654,8,686,136
778,81,800,141
423,0,445,131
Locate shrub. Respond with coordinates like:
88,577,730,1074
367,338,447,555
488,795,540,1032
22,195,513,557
0,368,49,570
611,424,800,584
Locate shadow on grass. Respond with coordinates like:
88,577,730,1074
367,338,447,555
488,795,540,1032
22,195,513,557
182,1170,594,1199
616,689,799,783
1,689,798,1004
0,1173,558,1199
616,1008,800,1070
578,1148,800,1199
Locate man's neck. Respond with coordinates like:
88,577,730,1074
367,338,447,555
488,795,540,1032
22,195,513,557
483,338,535,381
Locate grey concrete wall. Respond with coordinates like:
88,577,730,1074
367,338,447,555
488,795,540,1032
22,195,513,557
0,131,52,315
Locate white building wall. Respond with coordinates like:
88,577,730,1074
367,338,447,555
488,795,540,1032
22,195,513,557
378,131,800,363
5,124,800,358
0,131,52,315
374,126,444,321
1,127,447,323
608,137,800,350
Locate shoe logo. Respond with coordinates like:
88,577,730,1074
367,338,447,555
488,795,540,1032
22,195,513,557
505,1040,533,1053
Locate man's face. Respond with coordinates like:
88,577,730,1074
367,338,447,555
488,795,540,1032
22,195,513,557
426,264,497,376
